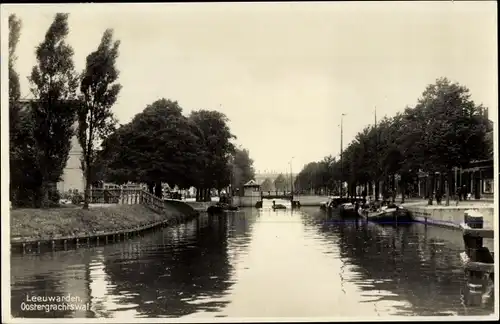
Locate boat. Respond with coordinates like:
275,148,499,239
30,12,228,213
358,202,412,223
320,196,334,210
339,202,358,218
207,202,239,214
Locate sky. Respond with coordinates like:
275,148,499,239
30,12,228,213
1,2,497,175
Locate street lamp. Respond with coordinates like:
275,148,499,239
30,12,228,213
288,157,295,194
340,113,347,197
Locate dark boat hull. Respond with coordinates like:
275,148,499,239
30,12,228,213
207,204,239,214
339,207,358,218
358,208,412,224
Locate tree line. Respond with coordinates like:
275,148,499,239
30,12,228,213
295,78,493,206
9,13,255,208
96,100,256,202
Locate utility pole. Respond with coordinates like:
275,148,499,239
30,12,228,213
374,106,378,200
340,113,346,197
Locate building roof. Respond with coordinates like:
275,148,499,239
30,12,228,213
243,180,260,187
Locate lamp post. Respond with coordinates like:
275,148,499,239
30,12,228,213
340,113,347,197
289,157,295,194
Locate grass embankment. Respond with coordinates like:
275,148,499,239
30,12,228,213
10,203,193,242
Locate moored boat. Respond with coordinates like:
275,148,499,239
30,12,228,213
339,202,358,218
320,196,334,210
358,203,412,224
207,202,239,214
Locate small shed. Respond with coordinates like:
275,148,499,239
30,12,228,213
243,180,261,197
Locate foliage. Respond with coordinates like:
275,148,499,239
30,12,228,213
295,77,491,205
9,14,29,206
230,147,256,194
99,99,246,201
260,178,274,192
28,13,79,207
273,174,288,192
10,13,255,206
78,28,121,209
102,99,198,187
189,110,236,193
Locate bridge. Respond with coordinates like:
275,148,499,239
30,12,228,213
260,191,293,201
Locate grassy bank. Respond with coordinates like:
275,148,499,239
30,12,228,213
10,203,192,242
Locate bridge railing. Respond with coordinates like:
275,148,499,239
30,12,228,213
90,188,142,204
261,191,292,196
89,188,195,216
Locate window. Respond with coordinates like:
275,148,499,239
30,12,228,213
483,179,494,194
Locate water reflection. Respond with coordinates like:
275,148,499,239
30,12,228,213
10,205,494,318
310,209,495,316
11,212,256,318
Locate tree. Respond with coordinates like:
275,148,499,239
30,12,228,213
230,148,256,195
9,14,22,201
29,13,79,207
414,78,491,205
101,99,201,198
9,14,21,103
78,29,122,209
260,178,274,192
274,174,287,192
189,110,236,201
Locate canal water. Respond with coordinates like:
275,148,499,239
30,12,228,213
10,199,495,318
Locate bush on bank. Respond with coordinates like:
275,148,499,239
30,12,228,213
10,204,187,242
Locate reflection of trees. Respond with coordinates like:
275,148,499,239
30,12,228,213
11,253,88,318
102,212,254,317
313,214,494,316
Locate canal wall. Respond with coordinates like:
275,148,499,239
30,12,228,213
232,196,261,207
406,204,494,229
185,201,217,211
10,199,199,254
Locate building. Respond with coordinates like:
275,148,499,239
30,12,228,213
243,180,261,197
17,99,85,193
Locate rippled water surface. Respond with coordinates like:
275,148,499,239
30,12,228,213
11,200,495,318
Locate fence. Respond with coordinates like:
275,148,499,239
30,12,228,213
89,188,193,215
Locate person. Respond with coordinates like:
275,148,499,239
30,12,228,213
462,185,467,200
457,186,462,201
435,189,442,205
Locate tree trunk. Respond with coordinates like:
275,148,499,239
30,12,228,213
375,179,380,201
391,174,396,203
446,171,452,206
83,163,91,209
154,181,162,198
427,173,434,205
401,180,406,204
148,182,154,194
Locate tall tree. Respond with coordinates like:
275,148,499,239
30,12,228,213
260,178,274,192
100,99,200,197
416,78,490,205
29,13,79,207
9,14,21,103
8,14,28,206
78,29,122,209
231,147,256,195
189,110,235,201
274,174,287,192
